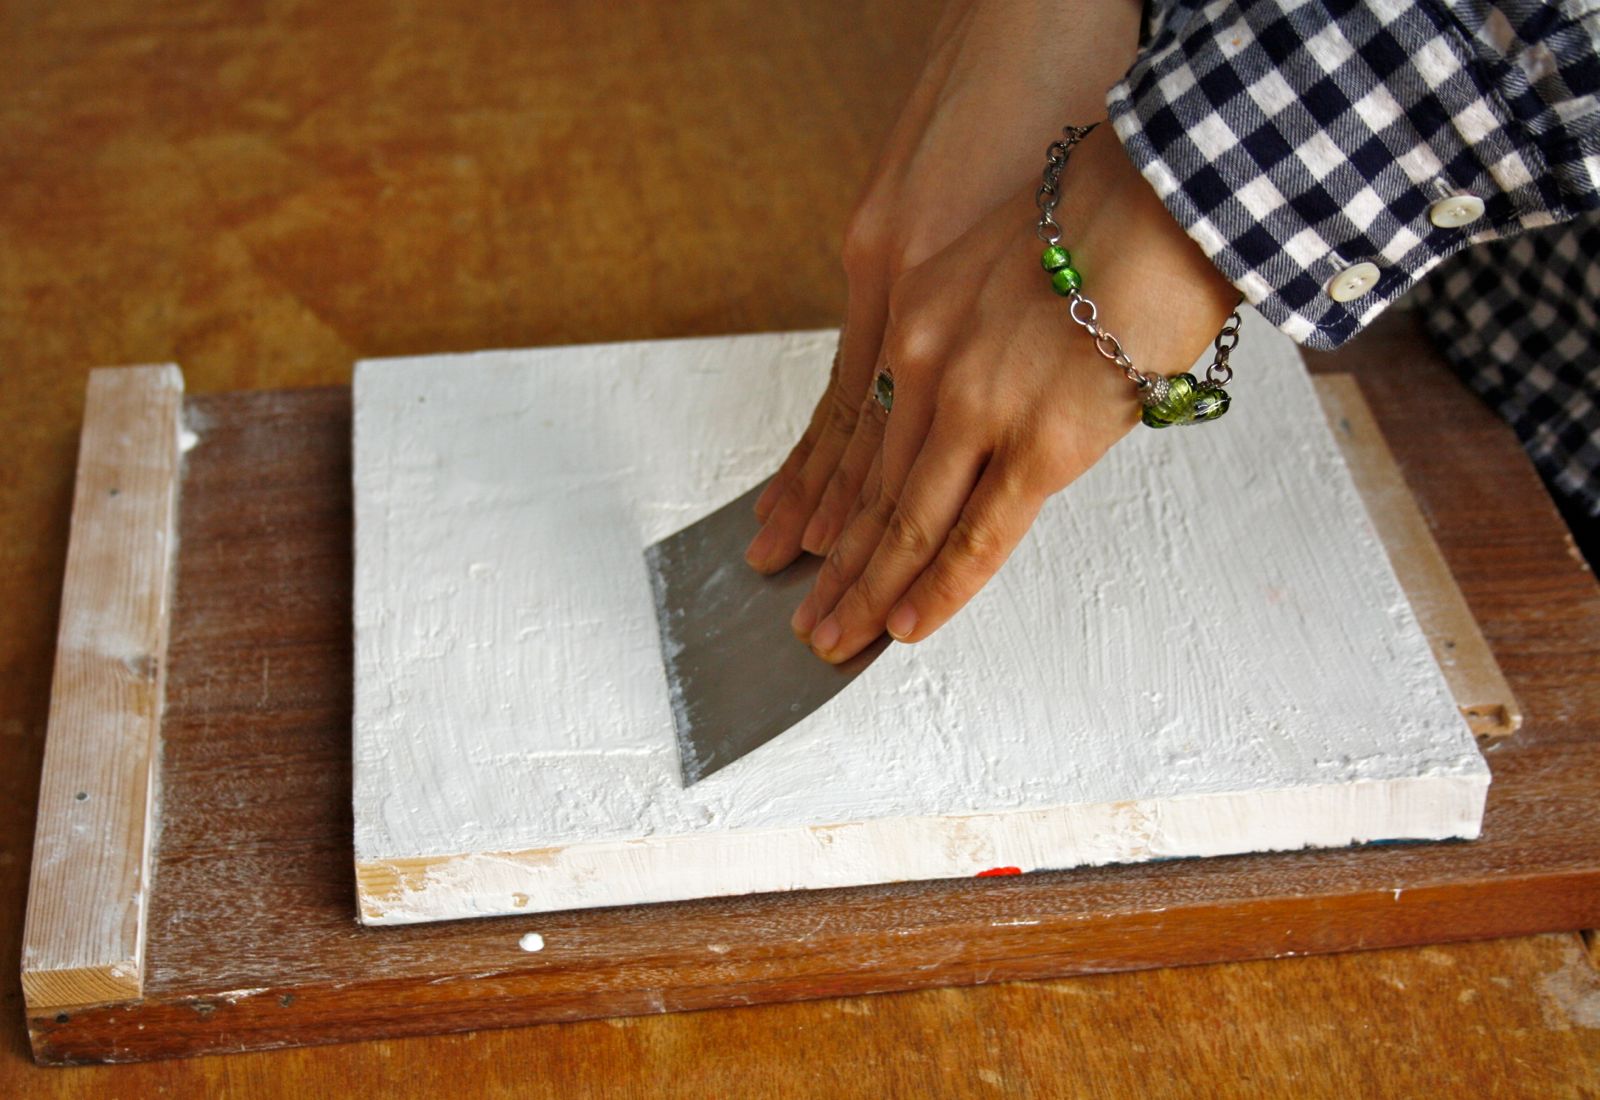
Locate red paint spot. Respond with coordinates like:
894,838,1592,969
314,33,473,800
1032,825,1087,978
976,866,1022,878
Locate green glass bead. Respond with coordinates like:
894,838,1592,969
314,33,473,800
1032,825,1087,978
1141,373,1196,428
1040,245,1072,272
1191,382,1231,423
1141,373,1231,428
1049,266,1082,296
874,369,894,413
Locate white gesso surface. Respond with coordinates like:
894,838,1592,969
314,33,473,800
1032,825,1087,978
351,317,1489,925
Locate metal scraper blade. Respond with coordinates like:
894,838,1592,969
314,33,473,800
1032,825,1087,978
645,481,890,785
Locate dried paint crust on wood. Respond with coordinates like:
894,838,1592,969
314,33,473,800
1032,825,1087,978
350,320,1489,925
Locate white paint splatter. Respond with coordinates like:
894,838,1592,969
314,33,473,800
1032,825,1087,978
517,932,545,953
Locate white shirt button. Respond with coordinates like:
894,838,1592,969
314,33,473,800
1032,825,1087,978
1327,261,1381,302
1428,194,1486,229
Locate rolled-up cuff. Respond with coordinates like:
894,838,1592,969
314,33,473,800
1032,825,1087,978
1106,0,1592,350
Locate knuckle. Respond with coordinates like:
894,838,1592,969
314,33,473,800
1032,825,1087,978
840,204,891,278
865,488,899,529
818,543,853,590
854,477,877,510
822,463,862,511
923,560,972,607
818,468,848,509
946,515,1006,572
821,383,860,436
841,569,885,616
882,322,937,377
881,293,948,375
884,507,933,558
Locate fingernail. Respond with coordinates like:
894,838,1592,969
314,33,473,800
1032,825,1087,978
791,599,818,639
811,616,841,655
887,603,918,641
744,526,775,568
800,513,829,555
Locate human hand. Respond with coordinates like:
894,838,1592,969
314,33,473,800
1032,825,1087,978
744,0,1144,573
787,125,1240,663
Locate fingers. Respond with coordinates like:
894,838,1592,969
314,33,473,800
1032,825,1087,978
803,422,989,664
746,297,888,573
745,370,858,572
753,400,823,523
801,366,889,555
841,447,883,545
790,387,934,641
804,453,1041,663
885,460,1042,644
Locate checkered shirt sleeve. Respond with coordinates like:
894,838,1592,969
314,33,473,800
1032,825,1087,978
1107,0,1600,352
1414,211,1600,516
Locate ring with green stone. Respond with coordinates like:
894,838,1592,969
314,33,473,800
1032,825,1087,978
872,368,894,414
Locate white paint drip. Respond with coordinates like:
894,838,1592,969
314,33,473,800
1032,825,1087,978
351,322,1488,924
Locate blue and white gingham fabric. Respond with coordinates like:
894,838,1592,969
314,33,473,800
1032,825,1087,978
1413,212,1600,512
1108,0,1600,515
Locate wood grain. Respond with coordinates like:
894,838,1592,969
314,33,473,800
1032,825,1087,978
20,367,183,1013
1315,374,1522,740
21,352,1600,1064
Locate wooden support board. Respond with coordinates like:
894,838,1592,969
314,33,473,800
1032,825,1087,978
1317,375,1521,741
22,363,1598,1066
21,366,183,1013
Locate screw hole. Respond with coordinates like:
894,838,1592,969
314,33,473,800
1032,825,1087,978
55,1013,68,1024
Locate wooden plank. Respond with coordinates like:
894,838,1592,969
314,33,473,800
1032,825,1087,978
1315,374,1522,741
23,339,1600,1064
20,366,184,1013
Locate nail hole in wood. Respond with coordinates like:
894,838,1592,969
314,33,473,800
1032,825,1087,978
55,1013,68,1024
108,487,120,496
75,791,87,801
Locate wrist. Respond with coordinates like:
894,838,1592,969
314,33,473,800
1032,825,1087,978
1050,125,1238,380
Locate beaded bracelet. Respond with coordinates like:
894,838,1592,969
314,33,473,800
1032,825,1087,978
1037,124,1241,428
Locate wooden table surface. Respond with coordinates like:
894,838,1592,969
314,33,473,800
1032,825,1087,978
3,2,1596,1095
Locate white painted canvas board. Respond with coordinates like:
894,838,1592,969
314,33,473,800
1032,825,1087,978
351,316,1489,925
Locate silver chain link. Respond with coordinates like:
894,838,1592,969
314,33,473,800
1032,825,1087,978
1035,123,1097,247
1037,124,1241,397
1207,310,1241,385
